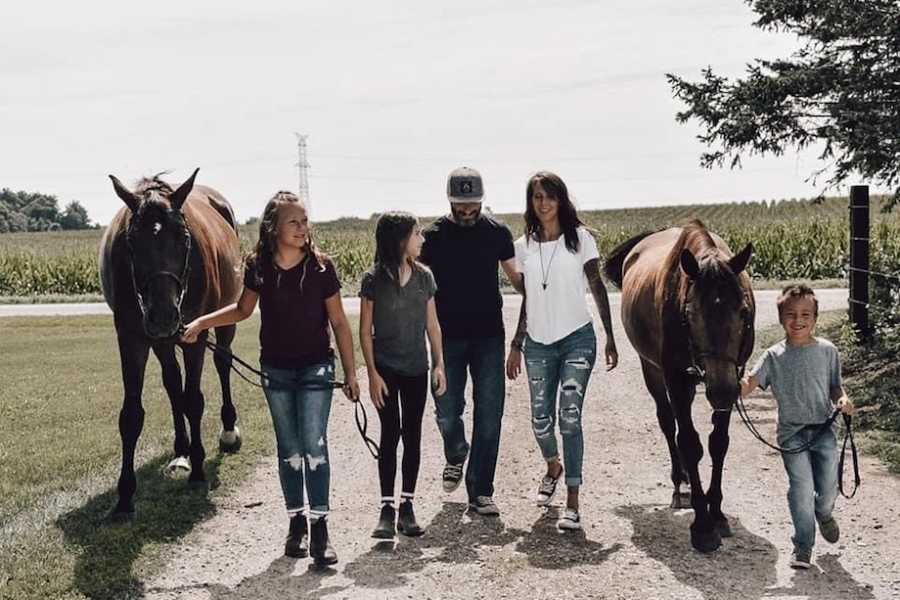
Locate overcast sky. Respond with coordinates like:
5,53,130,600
1,0,839,225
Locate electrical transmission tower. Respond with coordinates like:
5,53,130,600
294,132,311,215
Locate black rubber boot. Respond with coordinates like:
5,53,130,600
309,517,338,566
397,501,425,537
284,514,308,558
372,504,396,539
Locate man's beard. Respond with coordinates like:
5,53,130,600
450,205,482,227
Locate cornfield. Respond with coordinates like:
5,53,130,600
2,197,899,297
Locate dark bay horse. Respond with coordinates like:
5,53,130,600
99,169,243,520
604,220,755,552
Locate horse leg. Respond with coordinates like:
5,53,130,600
151,343,191,475
667,372,720,553
707,409,733,537
110,332,150,521
212,324,241,453
181,339,207,486
640,358,689,508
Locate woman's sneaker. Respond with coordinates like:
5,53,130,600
536,470,562,506
557,508,582,531
442,462,464,492
790,547,812,569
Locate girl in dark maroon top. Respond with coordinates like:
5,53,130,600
182,191,359,567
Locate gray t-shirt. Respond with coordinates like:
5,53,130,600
360,264,437,376
749,337,843,444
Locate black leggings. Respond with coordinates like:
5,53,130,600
376,365,429,499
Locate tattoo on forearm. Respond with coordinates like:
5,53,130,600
584,259,615,342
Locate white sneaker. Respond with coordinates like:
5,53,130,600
557,508,582,531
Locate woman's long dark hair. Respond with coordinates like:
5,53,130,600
524,171,584,252
373,211,420,282
247,191,326,279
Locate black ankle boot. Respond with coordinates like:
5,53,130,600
284,514,308,558
397,501,425,537
309,517,338,566
372,504,396,539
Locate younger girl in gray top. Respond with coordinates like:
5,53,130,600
360,212,446,538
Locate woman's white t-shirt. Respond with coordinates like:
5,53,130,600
514,226,599,344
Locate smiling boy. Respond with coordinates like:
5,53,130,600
740,284,853,570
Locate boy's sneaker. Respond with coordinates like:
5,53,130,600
790,547,812,570
818,516,840,543
468,496,500,516
557,508,582,531
442,462,464,492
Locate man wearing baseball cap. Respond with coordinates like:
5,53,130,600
420,166,522,516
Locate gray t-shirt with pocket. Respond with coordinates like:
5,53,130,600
749,337,843,444
360,264,437,376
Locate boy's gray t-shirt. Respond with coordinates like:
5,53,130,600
360,265,437,376
748,337,843,444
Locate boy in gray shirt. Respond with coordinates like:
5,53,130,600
741,284,854,570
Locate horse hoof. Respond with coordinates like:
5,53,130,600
714,517,733,538
164,456,191,478
104,508,135,526
690,527,721,553
670,491,692,510
219,427,242,453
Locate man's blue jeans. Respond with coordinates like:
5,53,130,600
523,322,597,487
781,425,838,552
261,360,335,519
434,335,506,501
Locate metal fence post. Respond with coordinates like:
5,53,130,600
849,185,870,336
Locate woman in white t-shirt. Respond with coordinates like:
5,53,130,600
506,171,618,531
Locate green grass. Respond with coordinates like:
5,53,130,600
0,313,362,600
750,309,900,474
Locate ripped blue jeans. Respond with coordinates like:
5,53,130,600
261,360,334,518
523,322,596,487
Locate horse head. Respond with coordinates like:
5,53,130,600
108,169,198,339
679,242,754,411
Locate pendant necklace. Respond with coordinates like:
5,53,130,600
538,234,560,291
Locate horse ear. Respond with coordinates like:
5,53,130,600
170,168,199,211
729,243,754,275
109,175,139,212
680,249,700,279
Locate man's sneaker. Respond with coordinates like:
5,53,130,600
442,462,464,493
790,547,812,569
557,508,582,531
468,496,500,516
818,516,840,543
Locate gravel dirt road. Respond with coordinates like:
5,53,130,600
140,289,899,600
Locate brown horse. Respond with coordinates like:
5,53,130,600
604,220,755,553
99,169,243,521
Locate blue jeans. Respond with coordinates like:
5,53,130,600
523,322,597,487
434,335,505,500
261,360,335,518
781,425,838,552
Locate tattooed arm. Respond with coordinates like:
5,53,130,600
506,278,528,379
584,258,618,371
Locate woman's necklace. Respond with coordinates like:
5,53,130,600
538,234,560,291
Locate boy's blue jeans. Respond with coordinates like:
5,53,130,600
781,425,838,552
523,322,597,487
433,335,506,501
260,360,334,519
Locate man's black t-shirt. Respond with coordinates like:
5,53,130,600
420,214,515,339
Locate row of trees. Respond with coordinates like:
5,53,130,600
0,189,95,233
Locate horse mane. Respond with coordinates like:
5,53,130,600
133,172,174,198
661,219,728,308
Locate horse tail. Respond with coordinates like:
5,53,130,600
603,231,654,289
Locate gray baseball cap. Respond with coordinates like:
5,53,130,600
446,166,483,203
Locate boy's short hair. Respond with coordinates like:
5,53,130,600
777,284,819,321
